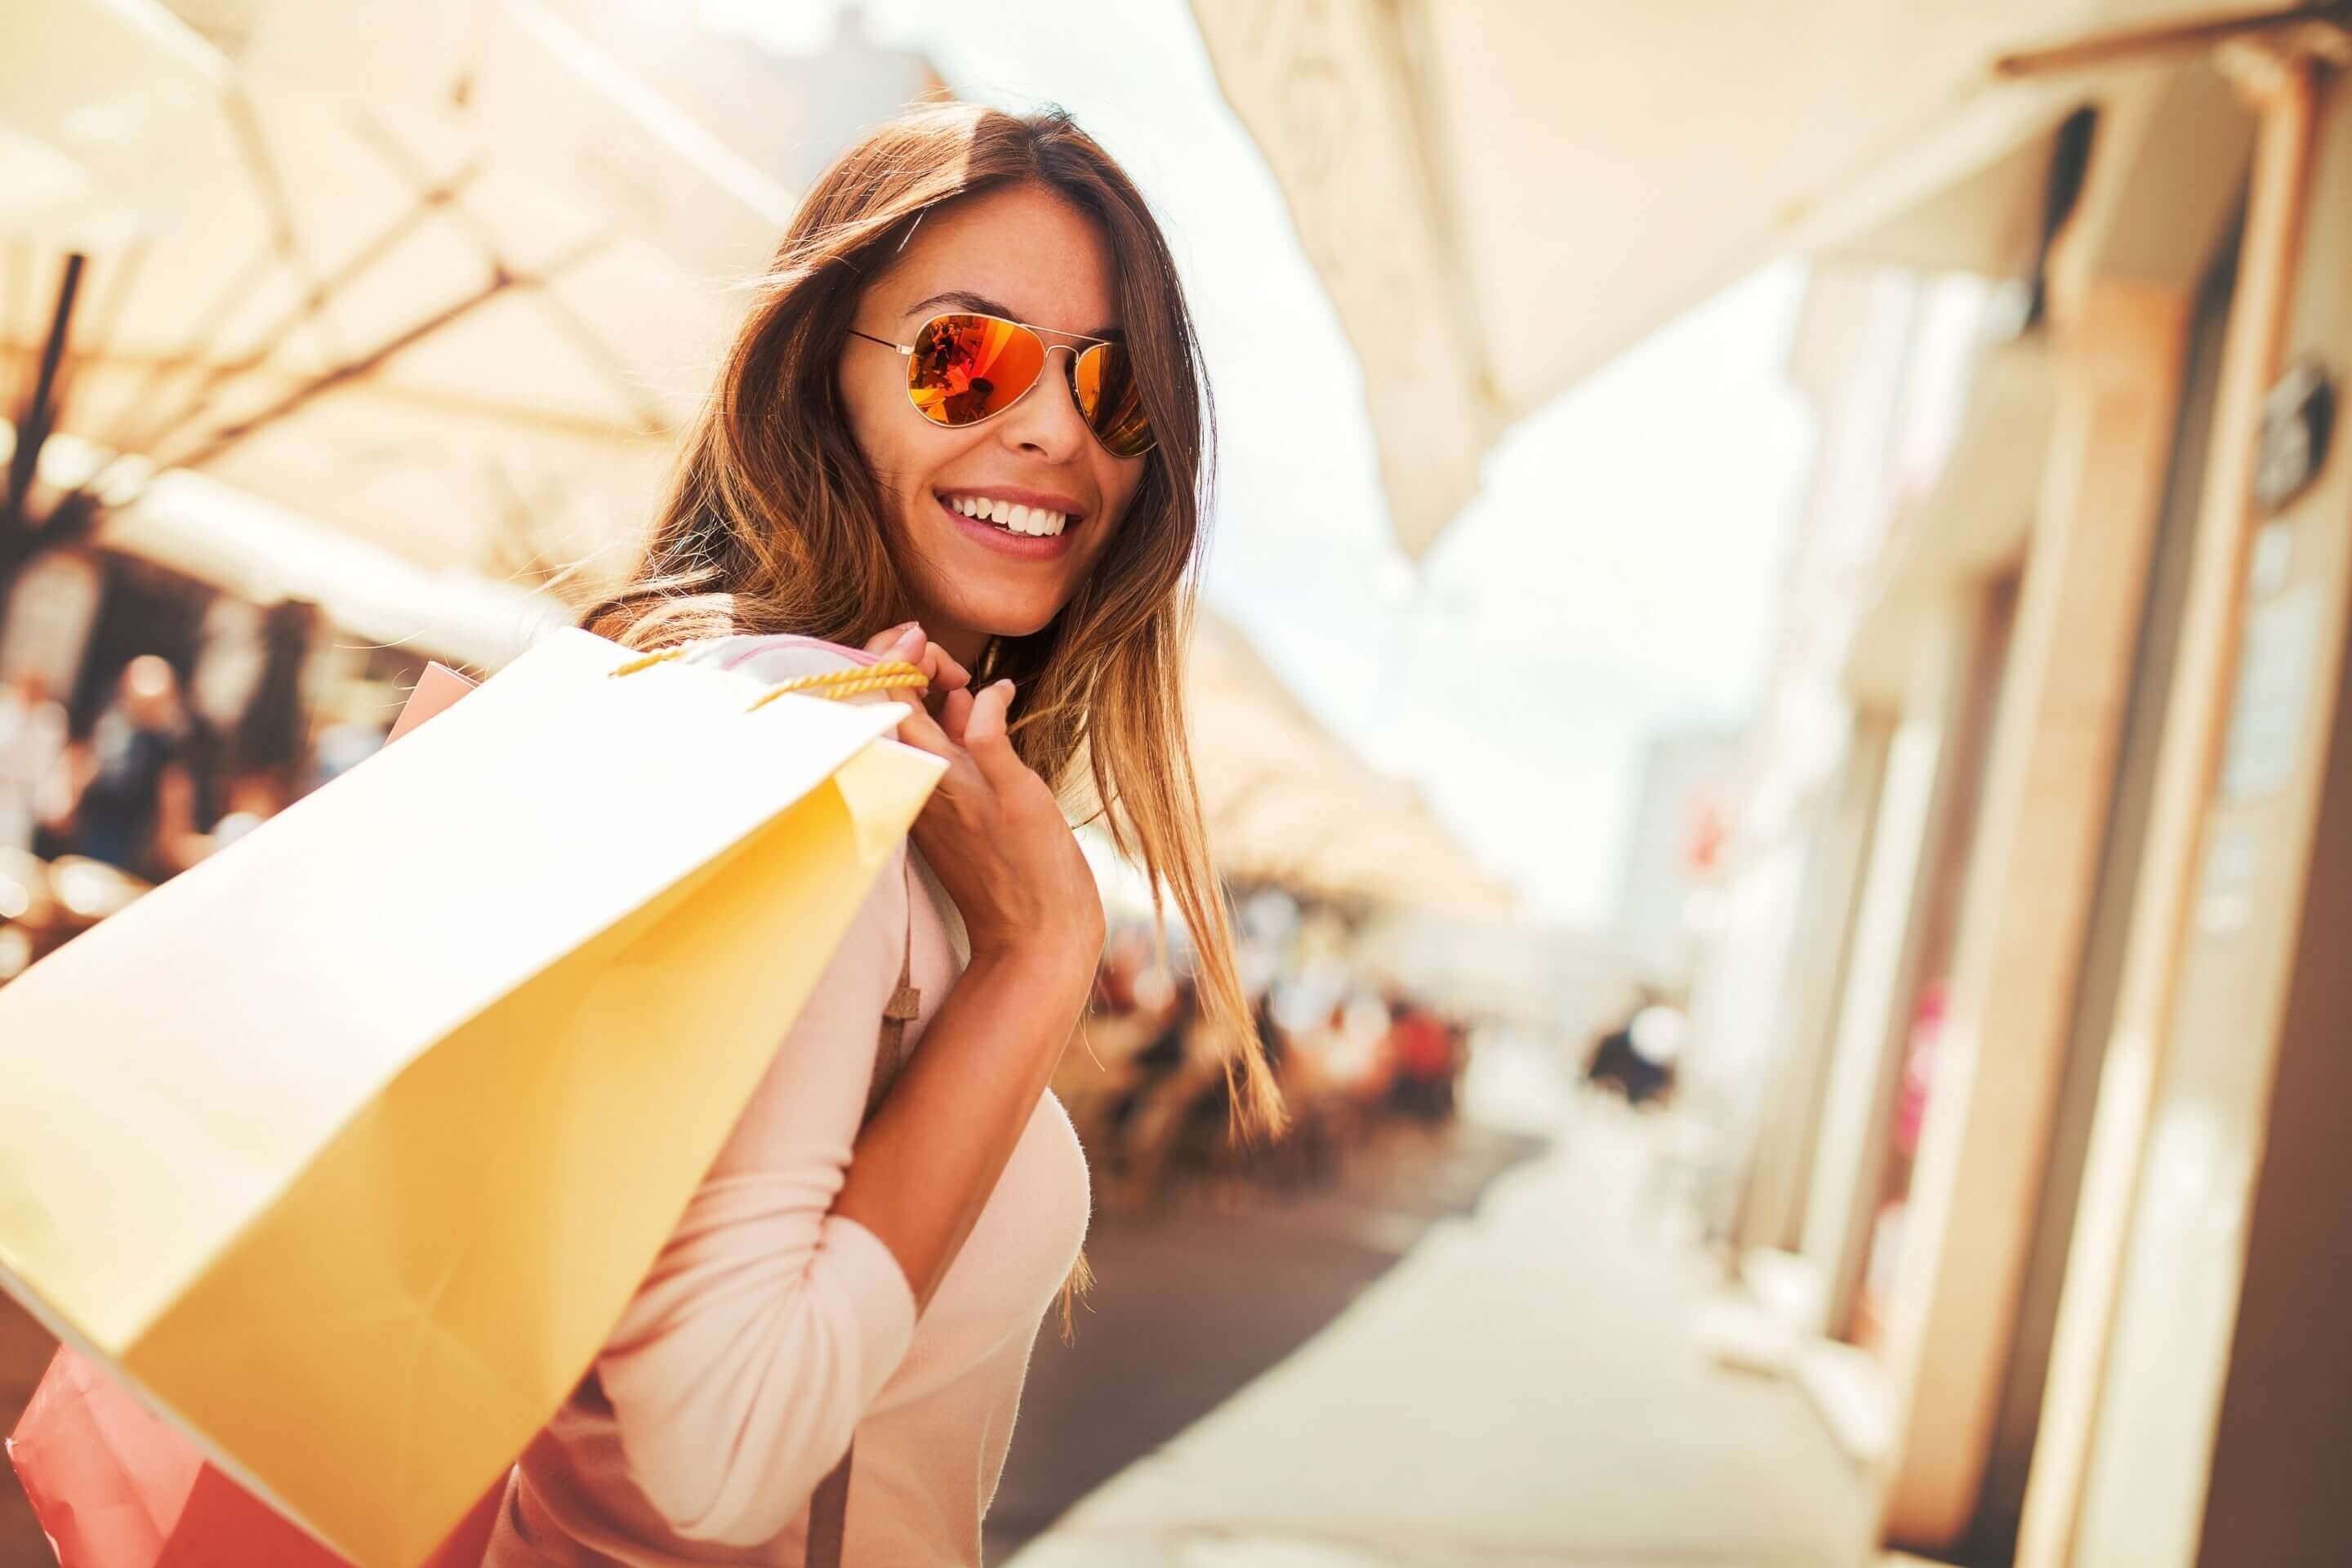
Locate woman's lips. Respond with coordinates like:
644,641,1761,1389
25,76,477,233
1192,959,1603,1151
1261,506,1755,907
936,492,1079,560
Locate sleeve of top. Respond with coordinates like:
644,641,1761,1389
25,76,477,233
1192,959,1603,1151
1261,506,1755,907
594,840,920,1546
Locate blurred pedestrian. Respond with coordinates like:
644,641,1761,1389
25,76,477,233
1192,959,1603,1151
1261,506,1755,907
56,656,206,882
1385,999,1458,1123
0,669,69,854
1587,990,1679,1107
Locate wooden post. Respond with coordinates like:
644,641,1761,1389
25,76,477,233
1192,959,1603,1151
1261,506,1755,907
1877,273,2192,1547
2014,49,2321,1568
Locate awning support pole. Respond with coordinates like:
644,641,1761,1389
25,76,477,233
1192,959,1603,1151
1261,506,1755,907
111,160,489,460
154,233,611,482
4,253,86,541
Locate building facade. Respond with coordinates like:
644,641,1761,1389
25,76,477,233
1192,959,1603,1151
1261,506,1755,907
1695,31,2352,1568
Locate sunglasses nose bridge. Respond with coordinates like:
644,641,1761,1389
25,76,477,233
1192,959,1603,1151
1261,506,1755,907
1022,339,1093,419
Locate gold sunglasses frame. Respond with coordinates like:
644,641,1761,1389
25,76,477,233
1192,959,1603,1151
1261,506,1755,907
848,310,1156,458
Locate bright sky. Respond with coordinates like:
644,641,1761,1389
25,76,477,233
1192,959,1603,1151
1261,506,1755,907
708,0,1815,929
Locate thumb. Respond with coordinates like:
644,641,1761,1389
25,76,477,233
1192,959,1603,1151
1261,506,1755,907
961,679,1024,786
937,686,977,746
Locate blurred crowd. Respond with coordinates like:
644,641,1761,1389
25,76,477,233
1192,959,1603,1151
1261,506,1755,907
0,655,385,985
1058,905,1474,1214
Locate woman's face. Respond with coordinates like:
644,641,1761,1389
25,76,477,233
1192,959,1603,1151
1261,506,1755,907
840,182,1148,666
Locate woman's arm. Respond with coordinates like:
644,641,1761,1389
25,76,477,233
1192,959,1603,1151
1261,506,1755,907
594,635,1098,1546
593,858,1090,1546
835,625,1105,1308
831,942,1089,1311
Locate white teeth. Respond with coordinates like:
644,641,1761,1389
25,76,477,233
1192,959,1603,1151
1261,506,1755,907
946,495,1069,537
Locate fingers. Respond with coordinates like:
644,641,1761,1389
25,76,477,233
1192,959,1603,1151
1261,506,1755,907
855,623,978,736
862,623,969,725
887,624,925,672
963,679,1009,746
863,621,918,657
892,697,996,830
924,642,971,695
889,696,956,760
938,686,976,746
961,680,1027,791
891,698,988,793
880,626,929,706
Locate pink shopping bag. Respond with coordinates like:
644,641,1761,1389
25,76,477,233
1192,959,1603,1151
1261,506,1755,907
9,1346,504,1568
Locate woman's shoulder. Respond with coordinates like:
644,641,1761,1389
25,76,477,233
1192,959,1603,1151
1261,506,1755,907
682,633,878,684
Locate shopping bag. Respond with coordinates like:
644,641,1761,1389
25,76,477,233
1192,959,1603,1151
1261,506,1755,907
9,667,514,1568
0,628,943,1568
8,1344,501,1568
382,662,479,746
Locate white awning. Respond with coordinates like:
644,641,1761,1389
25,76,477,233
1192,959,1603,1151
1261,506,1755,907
1187,613,1512,911
0,0,794,581
1188,0,2295,555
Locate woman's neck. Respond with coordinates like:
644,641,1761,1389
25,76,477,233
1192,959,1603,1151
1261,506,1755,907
927,623,991,670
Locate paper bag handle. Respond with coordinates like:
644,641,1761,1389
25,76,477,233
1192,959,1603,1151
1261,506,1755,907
608,644,931,710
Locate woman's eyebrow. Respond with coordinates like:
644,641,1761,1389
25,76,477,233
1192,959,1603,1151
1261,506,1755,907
904,289,1009,318
902,290,1124,340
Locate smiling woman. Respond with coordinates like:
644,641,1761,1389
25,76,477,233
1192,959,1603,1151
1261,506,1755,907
509,105,1285,1567
837,194,1149,616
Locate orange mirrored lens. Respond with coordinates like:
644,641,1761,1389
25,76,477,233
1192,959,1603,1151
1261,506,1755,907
1074,342,1154,457
906,314,1046,427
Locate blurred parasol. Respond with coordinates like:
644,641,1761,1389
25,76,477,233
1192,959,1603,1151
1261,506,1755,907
0,0,797,590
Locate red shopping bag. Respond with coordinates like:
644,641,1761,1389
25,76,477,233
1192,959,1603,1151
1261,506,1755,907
8,1345,505,1568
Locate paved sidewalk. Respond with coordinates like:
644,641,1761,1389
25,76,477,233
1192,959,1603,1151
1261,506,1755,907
987,1116,1552,1559
1008,1106,1876,1567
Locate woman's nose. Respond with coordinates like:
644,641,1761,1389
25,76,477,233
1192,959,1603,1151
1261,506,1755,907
997,346,1090,459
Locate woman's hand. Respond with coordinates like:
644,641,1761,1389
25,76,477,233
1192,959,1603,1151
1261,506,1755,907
862,624,1104,982
860,621,969,719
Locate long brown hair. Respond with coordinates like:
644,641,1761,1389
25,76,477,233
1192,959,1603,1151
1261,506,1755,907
583,104,1286,1149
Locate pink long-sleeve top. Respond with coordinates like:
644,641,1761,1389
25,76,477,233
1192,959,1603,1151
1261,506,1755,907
485,634,1092,1566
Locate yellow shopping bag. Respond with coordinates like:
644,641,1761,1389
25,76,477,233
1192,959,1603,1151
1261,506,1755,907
0,629,942,1568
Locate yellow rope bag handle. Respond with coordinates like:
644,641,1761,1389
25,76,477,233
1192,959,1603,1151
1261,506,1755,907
608,643,930,710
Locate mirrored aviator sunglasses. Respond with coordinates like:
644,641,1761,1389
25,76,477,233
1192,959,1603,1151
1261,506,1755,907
850,311,1156,459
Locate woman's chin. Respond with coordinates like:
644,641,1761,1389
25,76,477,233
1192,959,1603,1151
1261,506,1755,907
918,584,1067,648
974,602,1064,641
